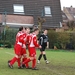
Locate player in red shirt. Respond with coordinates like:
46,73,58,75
22,28,41,70
21,27,30,68
8,26,26,69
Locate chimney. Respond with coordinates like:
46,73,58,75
70,6,73,11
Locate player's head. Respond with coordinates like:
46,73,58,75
43,29,48,35
19,26,23,31
26,27,30,34
19,26,25,32
33,28,39,35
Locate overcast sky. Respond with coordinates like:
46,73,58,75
60,0,75,10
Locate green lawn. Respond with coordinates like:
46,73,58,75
0,48,75,75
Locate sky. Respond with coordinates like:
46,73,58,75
60,0,75,10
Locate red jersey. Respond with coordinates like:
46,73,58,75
15,31,27,46
28,33,40,48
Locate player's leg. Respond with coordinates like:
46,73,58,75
32,55,38,70
22,57,33,68
21,48,28,68
42,50,49,64
37,48,43,63
8,54,19,69
21,48,27,63
17,55,22,69
22,49,32,68
22,54,28,68
37,53,42,63
38,47,45,63
8,44,22,68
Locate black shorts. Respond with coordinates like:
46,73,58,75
40,46,46,52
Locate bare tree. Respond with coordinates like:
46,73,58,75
67,20,75,31
38,16,46,31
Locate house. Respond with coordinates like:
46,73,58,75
0,0,62,30
63,6,75,21
61,6,75,30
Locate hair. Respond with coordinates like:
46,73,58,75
43,29,48,32
33,28,39,32
25,27,27,30
26,27,30,30
19,26,24,31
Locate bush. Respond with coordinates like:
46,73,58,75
1,28,18,45
57,32,70,49
66,43,74,50
54,42,62,49
0,40,12,48
70,32,75,50
48,30,58,49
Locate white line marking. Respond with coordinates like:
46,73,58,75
5,52,14,56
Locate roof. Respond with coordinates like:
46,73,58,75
0,14,34,27
63,6,75,21
61,11,68,21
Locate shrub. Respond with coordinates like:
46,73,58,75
70,32,75,50
57,32,70,49
1,28,18,45
0,40,12,48
48,30,58,49
54,42,62,49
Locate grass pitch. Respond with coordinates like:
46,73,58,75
0,48,75,75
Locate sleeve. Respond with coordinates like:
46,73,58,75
19,35,25,44
39,35,43,45
33,36,40,47
26,35,30,44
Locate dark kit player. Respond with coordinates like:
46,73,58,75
37,29,49,64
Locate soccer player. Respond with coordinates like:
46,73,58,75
22,28,41,70
37,29,49,64
21,27,30,68
8,26,26,69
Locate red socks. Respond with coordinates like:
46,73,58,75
17,58,21,67
32,59,36,68
23,58,31,68
10,57,18,65
22,57,27,63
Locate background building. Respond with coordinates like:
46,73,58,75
61,6,75,30
0,0,62,29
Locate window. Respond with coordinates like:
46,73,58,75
13,4,24,14
44,6,52,16
74,16,75,18
62,15,66,18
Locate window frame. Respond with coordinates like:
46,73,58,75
13,4,25,14
44,6,52,17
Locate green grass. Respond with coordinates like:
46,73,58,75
0,48,75,75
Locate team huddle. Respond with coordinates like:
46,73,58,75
8,26,49,70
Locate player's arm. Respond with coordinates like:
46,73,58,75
19,35,25,43
37,35,40,44
26,34,30,45
46,36,49,48
38,35,43,46
33,36,41,48
46,42,49,48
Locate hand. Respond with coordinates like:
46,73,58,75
46,46,49,49
23,44,26,48
39,45,42,48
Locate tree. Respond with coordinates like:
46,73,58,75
67,20,75,31
57,32,70,49
38,16,46,31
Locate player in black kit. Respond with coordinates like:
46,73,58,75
37,29,49,64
